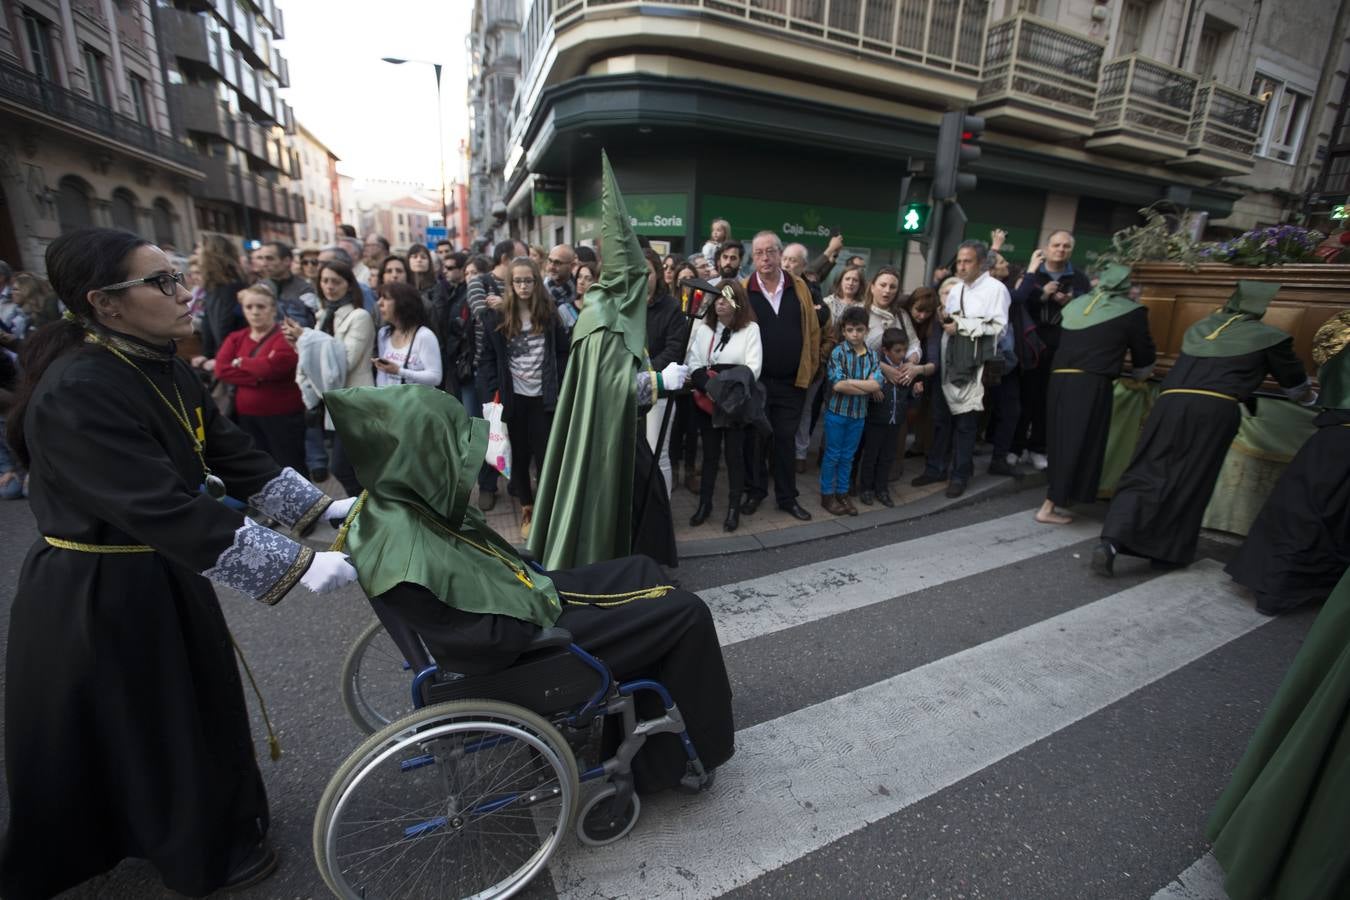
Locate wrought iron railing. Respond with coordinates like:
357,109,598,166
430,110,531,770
1094,54,1197,144
1187,80,1262,160
521,0,988,89
978,13,1103,118
0,60,198,169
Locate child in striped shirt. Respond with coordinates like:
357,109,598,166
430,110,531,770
821,305,883,516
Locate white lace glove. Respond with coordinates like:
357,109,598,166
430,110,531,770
300,551,357,593
325,496,358,526
660,362,690,392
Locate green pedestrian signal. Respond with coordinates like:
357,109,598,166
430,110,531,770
1333,203,1348,221
900,202,931,234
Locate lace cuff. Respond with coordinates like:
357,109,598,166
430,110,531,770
248,467,332,532
636,370,656,411
203,518,315,605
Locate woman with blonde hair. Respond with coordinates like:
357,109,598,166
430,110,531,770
192,235,247,368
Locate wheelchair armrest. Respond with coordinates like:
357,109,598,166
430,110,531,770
525,626,574,653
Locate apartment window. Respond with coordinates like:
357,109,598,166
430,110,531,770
84,47,110,106
23,11,58,82
1193,17,1233,80
1116,0,1152,55
1252,73,1313,163
111,189,139,233
128,74,150,125
57,176,94,235
152,199,177,248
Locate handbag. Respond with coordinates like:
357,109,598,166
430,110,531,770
482,391,512,478
691,328,718,415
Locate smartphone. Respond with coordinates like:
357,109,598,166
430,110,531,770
374,357,391,365
828,227,841,238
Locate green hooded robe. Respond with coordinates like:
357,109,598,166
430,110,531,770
1061,264,1142,330
1181,280,1288,358
527,152,654,570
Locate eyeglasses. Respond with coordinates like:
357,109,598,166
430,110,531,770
301,258,319,266
511,277,536,286
547,258,571,267
445,264,460,272
97,271,187,296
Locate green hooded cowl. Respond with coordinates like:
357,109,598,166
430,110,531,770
325,385,561,628
1181,280,1290,358
527,152,652,570
1062,264,1142,330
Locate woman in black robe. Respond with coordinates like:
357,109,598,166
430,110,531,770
1,229,358,899
1094,280,1315,575
1226,312,1350,614
1035,265,1156,525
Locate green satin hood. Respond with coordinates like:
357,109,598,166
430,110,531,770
325,385,561,627
1181,280,1289,359
1062,264,1141,330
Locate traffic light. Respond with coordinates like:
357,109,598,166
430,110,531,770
899,201,931,235
932,110,984,201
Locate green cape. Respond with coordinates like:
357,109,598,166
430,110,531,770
1062,264,1142,330
527,152,650,569
325,385,560,628
1313,311,1350,410
1181,280,1290,358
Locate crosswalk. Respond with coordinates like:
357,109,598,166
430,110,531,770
545,509,1273,900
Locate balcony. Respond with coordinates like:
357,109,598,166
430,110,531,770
271,48,290,88
191,158,299,220
172,82,230,140
520,0,989,112
289,193,307,224
193,156,242,204
484,0,522,28
1086,54,1198,162
157,7,211,68
975,13,1104,138
231,116,268,162
0,60,199,171
1168,81,1264,176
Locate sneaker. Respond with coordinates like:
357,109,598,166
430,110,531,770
1005,452,1020,468
1029,451,1048,471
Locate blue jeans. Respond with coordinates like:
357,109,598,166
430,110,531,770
820,410,866,495
0,414,23,499
304,424,328,474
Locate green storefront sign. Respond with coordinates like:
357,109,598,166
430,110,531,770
700,194,909,250
533,189,566,217
574,193,687,241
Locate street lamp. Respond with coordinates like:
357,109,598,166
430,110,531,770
382,56,449,231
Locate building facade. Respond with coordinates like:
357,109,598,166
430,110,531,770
492,0,1349,283
360,194,440,251
157,0,303,246
289,122,339,250
466,0,521,246
0,0,201,271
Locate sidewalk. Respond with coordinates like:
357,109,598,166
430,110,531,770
382,445,1049,560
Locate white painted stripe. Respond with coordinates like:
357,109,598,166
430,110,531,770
704,509,1099,647
552,561,1268,899
1152,853,1231,900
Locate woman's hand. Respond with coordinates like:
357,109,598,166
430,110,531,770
1028,249,1045,272
372,357,400,375
990,228,1007,251
485,293,505,310
190,355,207,368
879,361,905,385
202,358,216,373
281,316,304,344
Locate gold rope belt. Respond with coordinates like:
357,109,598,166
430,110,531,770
45,537,153,553
1051,368,1087,374
1159,388,1237,402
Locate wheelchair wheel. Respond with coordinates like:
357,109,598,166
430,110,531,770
314,700,580,900
341,618,414,734
576,784,641,846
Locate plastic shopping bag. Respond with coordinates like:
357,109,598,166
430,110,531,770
482,395,512,479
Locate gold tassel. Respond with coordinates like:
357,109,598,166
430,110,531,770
229,630,283,762
561,585,675,606
1205,313,1246,341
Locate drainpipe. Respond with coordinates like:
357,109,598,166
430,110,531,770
1176,0,1198,70
1291,0,1350,219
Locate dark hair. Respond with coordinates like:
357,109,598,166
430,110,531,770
880,326,909,349
643,248,667,302
263,240,293,260
7,228,150,467
448,251,467,270
316,260,363,336
717,242,742,262
405,243,438,292
575,245,597,264
908,286,939,340
839,305,870,330
492,240,516,266
702,279,756,332
435,239,453,250
378,281,430,333
377,254,409,287
863,265,903,312
575,260,599,282
339,224,357,238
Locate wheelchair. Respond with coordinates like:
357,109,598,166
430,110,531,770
314,584,717,899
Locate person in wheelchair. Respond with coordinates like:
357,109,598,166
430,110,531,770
324,384,735,794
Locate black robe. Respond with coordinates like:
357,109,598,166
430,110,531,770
373,555,734,794
1,342,299,899
1101,341,1309,566
1225,408,1350,614
1046,307,1155,506
632,428,678,567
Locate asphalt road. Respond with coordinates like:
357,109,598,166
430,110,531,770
0,486,1315,899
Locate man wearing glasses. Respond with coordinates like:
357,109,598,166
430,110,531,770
544,244,576,311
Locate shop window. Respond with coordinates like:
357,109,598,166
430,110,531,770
1252,73,1312,163
57,177,94,235
111,189,139,233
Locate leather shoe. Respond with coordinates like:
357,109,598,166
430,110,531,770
911,472,945,487
876,490,894,508
780,502,812,521
1091,539,1117,577
988,457,1021,478
821,494,846,516
723,507,740,532
689,501,713,527
740,494,763,515
859,490,874,505
476,490,497,511
839,494,859,516
944,480,967,498
222,841,278,892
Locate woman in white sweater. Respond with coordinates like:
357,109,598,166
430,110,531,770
373,281,443,388
684,280,762,532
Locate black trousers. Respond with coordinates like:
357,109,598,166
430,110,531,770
325,430,362,498
237,411,306,476
858,421,902,493
669,394,700,471
744,376,805,506
1013,362,1050,456
695,407,747,507
506,394,553,505
988,371,1023,459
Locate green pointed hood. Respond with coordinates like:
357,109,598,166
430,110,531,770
1181,280,1290,358
323,385,561,627
1313,310,1350,410
568,151,649,366
1062,264,1141,330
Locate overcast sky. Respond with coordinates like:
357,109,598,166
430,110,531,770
279,0,472,186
